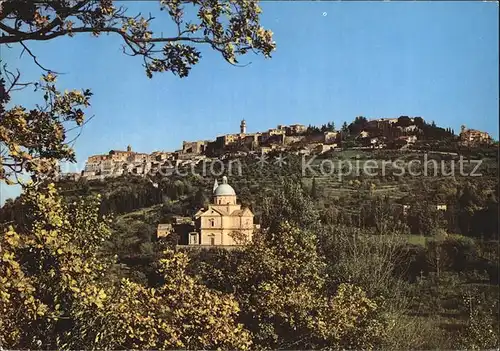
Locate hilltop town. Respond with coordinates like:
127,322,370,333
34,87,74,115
2,1,498,350
68,116,493,181
48,115,496,250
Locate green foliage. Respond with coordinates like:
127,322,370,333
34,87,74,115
0,72,92,185
457,291,499,350
310,176,319,199
407,201,446,236
94,249,252,350
1,117,498,350
1,0,275,76
104,215,159,285
341,121,349,137
348,116,368,136
0,183,112,348
0,185,252,349
189,182,390,349
190,223,389,349
57,175,164,215
1,0,275,187
361,196,409,234
261,179,319,232
321,226,407,298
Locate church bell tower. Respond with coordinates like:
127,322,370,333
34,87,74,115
240,119,247,134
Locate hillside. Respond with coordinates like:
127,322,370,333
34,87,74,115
1,144,498,349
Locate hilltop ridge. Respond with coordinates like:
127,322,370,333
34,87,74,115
60,116,495,181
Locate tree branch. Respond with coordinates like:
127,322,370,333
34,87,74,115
0,21,28,36
1,23,218,46
19,41,56,73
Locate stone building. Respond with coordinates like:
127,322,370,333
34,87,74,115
151,151,174,161
306,131,339,144
214,120,262,150
211,121,312,151
216,133,242,147
459,125,492,146
157,223,173,239
314,143,338,154
367,118,406,136
324,131,339,144
191,176,255,246
82,145,160,179
285,124,307,135
182,140,210,154
283,135,306,145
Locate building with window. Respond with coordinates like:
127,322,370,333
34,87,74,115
192,176,255,246
286,124,307,135
459,125,492,146
156,223,173,239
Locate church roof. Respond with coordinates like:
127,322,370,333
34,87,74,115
194,209,205,218
213,176,236,196
231,208,253,216
197,206,253,218
198,207,228,217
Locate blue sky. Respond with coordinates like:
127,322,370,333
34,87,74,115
1,1,498,203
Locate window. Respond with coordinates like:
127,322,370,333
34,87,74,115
209,218,215,227
210,237,215,245
189,233,198,245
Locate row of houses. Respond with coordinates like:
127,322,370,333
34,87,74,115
180,121,309,154
81,145,212,180
75,119,494,181
360,119,493,147
82,146,173,180
459,125,493,146
181,121,339,156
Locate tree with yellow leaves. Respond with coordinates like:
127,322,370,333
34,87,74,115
0,184,251,349
1,72,93,185
190,181,390,349
1,0,277,348
1,0,275,185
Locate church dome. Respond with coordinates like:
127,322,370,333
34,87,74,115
214,176,236,196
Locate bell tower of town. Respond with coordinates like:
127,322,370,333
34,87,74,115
240,119,247,134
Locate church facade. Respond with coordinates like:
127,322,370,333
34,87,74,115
191,176,255,246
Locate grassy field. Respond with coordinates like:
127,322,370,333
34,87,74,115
405,234,428,246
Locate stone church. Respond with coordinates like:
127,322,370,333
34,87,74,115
191,176,255,246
